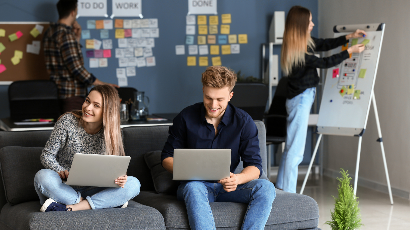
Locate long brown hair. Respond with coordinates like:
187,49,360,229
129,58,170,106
68,85,125,156
281,6,315,76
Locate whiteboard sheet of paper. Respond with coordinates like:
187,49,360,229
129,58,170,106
141,29,151,38
35,24,44,33
104,20,113,29
116,68,126,78
118,38,128,48
124,48,134,57
117,76,128,87
135,47,143,56
143,47,153,57
127,38,138,47
186,15,196,25
123,20,132,28
149,19,158,28
141,19,150,28
128,57,138,66
231,44,240,54
136,38,147,47
126,67,136,76
176,45,185,55
90,58,99,68
137,57,146,67
186,25,195,35
145,38,155,48
115,48,124,58
94,39,102,50
132,29,142,38
199,45,208,55
189,45,198,55
119,58,128,67
99,58,108,67
131,19,140,28
146,56,156,67
102,39,112,49
150,28,159,38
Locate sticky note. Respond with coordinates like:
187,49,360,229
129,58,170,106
208,35,216,44
199,57,208,66
86,39,94,49
222,14,231,24
30,28,40,38
210,45,219,55
104,20,113,29
81,30,91,39
124,29,132,38
229,35,237,43
222,45,231,55
0,43,5,53
332,68,339,78
221,25,230,34
231,44,240,54
94,50,104,58
96,20,104,29
347,84,354,95
186,35,194,45
16,31,23,38
341,43,348,51
218,35,228,44
0,64,6,73
197,15,207,25
115,29,125,39
209,25,218,34
198,25,208,35
100,30,109,39
198,36,206,45
86,50,94,58
199,45,208,55
186,15,196,25
175,45,185,55
186,25,195,35
9,33,18,42
87,20,96,29
115,19,124,28
187,56,196,66
209,16,218,25
351,38,358,46
11,56,20,65
361,39,370,45
339,86,347,97
359,69,367,79
354,90,361,100
99,58,108,67
238,34,248,44
212,56,221,66
103,49,111,58
0,29,5,37
14,50,23,59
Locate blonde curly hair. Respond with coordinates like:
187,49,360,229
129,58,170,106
201,66,237,91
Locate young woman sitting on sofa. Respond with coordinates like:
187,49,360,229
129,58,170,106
34,85,140,212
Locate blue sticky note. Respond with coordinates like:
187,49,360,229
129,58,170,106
218,35,227,44
100,29,109,39
81,30,91,39
86,50,94,58
186,35,194,45
87,20,96,29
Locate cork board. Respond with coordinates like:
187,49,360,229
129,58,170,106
0,22,50,82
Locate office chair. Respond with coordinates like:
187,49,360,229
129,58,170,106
230,83,269,121
8,80,60,120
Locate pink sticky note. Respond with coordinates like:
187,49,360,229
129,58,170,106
103,49,111,58
16,31,23,38
0,64,6,73
124,29,132,38
332,68,339,78
94,50,104,58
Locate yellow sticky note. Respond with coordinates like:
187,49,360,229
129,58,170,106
221,25,230,34
221,14,231,24
222,45,231,55
0,43,5,53
339,86,347,97
86,39,95,49
208,35,216,44
210,45,219,55
209,16,218,25
358,69,367,79
229,35,237,43
354,90,361,100
96,20,104,29
197,15,207,25
238,34,248,44
361,39,370,45
0,29,5,37
198,25,208,35
199,57,209,66
115,29,125,39
14,50,23,59
212,56,221,66
187,56,196,66
30,28,40,38
11,56,20,65
351,38,358,46
347,84,354,95
198,36,206,45
209,25,218,34
9,33,18,42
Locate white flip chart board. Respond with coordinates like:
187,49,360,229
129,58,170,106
317,23,385,136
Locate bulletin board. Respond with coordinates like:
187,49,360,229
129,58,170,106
317,23,385,136
0,22,50,82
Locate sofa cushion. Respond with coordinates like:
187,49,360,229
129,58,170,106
0,200,165,230
134,190,319,229
144,150,179,194
0,146,44,206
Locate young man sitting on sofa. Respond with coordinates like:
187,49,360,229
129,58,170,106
161,66,276,229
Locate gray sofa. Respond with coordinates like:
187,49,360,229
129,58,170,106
0,121,320,229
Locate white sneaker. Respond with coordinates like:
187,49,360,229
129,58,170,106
121,201,128,208
40,198,57,212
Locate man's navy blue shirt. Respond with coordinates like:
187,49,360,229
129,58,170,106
161,102,263,177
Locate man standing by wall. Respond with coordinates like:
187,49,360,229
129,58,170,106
43,0,117,113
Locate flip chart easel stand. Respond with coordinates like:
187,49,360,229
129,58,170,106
300,91,393,205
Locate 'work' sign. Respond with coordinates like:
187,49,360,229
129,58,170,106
112,0,142,17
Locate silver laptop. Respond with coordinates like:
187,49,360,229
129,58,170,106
65,154,131,187
173,149,231,180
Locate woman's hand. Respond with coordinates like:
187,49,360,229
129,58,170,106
346,29,367,40
347,44,365,54
115,175,127,188
58,170,69,180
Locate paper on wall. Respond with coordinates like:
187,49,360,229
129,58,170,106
231,44,240,54
87,20,96,29
94,50,104,58
103,49,111,58
132,29,142,38
115,48,124,58
124,29,132,38
90,58,99,68
100,30,109,39
86,39,94,49
188,45,198,55
131,19,140,28
104,20,113,29
126,67,136,76
123,20,132,28
35,24,44,33
186,25,195,35
82,30,91,39
94,39,102,50
141,29,151,37
150,28,159,38
135,47,144,57
0,29,5,37
136,57,146,67
187,56,196,66
124,47,134,57
136,38,147,47
117,76,128,87
146,56,156,67
118,38,128,48
26,41,41,54
115,19,123,28
141,19,150,28
199,45,208,55
119,58,129,67
145,38,155,48
149,19,158,28
143,47,153,57
127,38,137,47
99,58,108,67
116,68,126,78
102,39,112,49
186,15,196,25
116,29,125,39
175,45,185,55
128,57,138,66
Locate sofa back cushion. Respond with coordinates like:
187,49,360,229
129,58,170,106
0,146,44,205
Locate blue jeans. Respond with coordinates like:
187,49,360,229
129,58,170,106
34,169,140,209
276,87,316,193
177,179,275,230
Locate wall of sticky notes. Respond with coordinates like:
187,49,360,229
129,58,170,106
317,24,384,136
0,22,50,81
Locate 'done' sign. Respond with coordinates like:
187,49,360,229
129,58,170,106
188,0,217,15
78,0,108,17
112,0,142,17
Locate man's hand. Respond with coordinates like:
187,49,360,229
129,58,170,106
72,21,82,42
115,175,127,188
58,170,69,180
218,173,239,192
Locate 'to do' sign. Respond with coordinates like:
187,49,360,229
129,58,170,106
78,0,108,17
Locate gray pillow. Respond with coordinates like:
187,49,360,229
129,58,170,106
144,151,179,194
0,146,44,205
